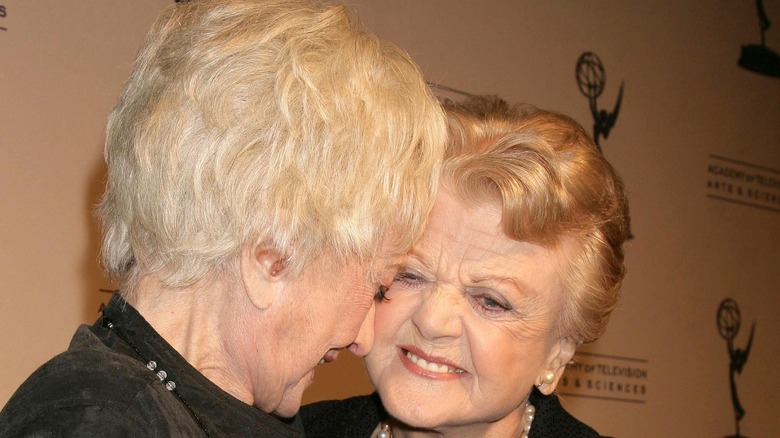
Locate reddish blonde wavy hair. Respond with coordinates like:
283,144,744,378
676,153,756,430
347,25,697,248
443,96,629,343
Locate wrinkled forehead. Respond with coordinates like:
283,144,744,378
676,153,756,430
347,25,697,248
420,185,580,273
361,231,408,280
418,188,509,263
441,175,577,249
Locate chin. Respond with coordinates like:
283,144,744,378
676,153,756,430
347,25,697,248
270,388,306,419
271,370,315,418
273,402,301,419
381,391,451,430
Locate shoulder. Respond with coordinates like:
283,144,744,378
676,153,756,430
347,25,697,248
0,326,186,436
300,393,382,438
530,390,602,438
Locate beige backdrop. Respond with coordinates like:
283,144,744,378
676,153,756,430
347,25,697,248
2,1,778,436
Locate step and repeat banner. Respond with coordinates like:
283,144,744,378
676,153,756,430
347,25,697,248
1,1,778,436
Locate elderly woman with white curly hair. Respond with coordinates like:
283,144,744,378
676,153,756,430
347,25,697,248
0,1,446,436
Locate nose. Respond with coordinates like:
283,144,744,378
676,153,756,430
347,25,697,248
412,286,463,341
348,302,375,356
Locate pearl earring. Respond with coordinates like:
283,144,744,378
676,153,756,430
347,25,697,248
539,370,556,386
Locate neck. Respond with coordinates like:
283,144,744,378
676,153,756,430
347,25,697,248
126,275,257,406
386,401,534,438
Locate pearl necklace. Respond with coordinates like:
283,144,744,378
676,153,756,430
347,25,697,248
377,402,536,438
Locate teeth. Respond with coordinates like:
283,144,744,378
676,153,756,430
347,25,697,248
406,351,464,374
318,358,326,365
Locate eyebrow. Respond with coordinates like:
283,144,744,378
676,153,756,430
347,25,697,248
407,246,540,292
406,247,433,269
471,275,535,296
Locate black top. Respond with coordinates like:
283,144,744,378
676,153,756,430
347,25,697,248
301,389,601,438
0,293,304,437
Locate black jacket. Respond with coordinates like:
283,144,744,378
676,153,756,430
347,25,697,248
0,294,304,437
301,389,601,437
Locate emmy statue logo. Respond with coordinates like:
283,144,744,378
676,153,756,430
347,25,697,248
738,0,780,77
575,52,624,152
717,298,756,438
575,52,633,239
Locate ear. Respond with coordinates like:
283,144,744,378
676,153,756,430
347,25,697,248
238,239,289,311
537,337,577,395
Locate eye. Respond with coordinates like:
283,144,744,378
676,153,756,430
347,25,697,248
374,284,389,302
393,269,427,288
472,293,512,314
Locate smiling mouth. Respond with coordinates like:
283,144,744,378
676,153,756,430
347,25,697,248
403,349,465,374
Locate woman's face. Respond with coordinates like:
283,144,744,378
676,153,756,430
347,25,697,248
244,246,400,417
365,187,573,433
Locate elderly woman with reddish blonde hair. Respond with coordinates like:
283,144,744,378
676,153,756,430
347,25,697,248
302,96,629,437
